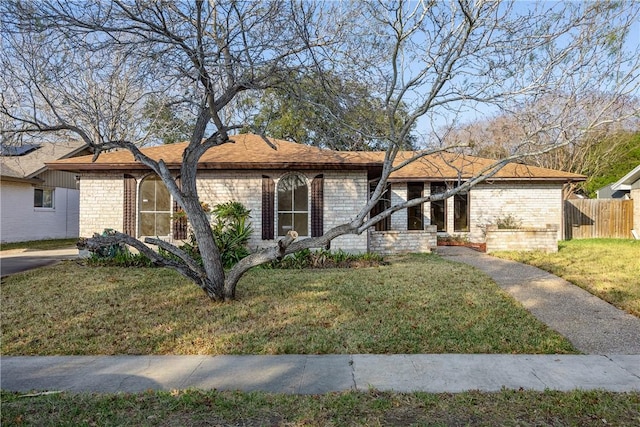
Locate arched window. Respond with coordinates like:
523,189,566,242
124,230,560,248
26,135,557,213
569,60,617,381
277,174,308,237
139,175,171,237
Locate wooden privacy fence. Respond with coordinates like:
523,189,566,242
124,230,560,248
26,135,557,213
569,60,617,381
564,199,634,239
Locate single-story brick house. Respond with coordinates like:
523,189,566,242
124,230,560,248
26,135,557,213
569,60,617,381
47,134,585,254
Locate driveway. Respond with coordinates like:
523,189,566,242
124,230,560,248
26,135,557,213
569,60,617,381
0,248,79,277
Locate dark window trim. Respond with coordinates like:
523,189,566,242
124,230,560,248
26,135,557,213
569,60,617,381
262,175,275,240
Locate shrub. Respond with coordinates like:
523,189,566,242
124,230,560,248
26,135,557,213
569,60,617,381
86,230,154,267
162,201,253,269
210,201,253,269
269,249,384,269
494,214,522,229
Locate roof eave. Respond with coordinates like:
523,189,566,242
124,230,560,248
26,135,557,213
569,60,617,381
0,175,44,185
387,176,586,183
46,161,381,173
611,165,640,190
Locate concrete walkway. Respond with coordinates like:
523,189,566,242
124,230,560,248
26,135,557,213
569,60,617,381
437,246,640,355
1,247,639,394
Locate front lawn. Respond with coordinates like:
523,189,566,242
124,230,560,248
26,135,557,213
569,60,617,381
2,389,639,426
1,254,576,355
494,239,640,317
0,238,78,252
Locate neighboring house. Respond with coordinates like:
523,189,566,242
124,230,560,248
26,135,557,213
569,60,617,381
596,183,629,199
607,164,640,237
47,134,584,254
0,140,91,243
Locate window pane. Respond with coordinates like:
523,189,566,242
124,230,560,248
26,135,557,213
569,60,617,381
371,184,391,231
140,179,156,211
407,183,423,230
431,200,446,232
294,213,308,236
430,182,447,232
34,189,53,208
278,213,293,236
278,184,292,212
156,213,171,236
155,182,171,211
140,212,155,236
139,176,172,237
43,190,53,208
34,189,43,207
454,192,469,232
293,177,308,211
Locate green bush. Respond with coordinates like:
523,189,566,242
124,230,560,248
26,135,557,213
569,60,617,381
161,201,253,269
269,249,384,269
210,201,253,269
87,242,154,268
495,214,522,229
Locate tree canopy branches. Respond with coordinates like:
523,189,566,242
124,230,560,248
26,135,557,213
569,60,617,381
1,0,639,301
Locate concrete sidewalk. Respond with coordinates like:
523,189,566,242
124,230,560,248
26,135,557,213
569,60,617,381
2,354,639,394
437,246,640,355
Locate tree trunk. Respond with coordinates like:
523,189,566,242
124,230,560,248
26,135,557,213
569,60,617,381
181,196,227,301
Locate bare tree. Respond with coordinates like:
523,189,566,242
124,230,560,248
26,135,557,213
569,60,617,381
449,93,639,194
2,0,639,301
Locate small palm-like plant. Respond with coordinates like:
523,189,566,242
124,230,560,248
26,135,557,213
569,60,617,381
210,202,253,269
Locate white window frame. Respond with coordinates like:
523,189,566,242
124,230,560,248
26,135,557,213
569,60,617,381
276,173,309,237
138,175,172,238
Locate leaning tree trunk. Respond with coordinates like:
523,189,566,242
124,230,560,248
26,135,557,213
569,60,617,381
181,196,228,300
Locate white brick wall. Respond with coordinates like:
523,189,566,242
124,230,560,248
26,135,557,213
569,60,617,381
1,181,79,243
74,172,566,252
469,182,563,242
78,172,123,237
390,183,408,230
485,225,559,253
77,169,370,253
369,226,437,256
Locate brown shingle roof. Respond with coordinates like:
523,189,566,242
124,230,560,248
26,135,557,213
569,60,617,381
47,133,585,182
47,134,379,171
386,151,585,181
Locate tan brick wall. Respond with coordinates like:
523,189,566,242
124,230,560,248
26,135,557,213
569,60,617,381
78,169,369,252
322,171,368,252
369,226,437,255
390,183,408,231
79,172,123,237
485,225,559,253
469,182,563,242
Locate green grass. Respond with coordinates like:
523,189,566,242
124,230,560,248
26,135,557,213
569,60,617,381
2,389,639,426
1,254,576,355
494,239,640,317
0,238,78,252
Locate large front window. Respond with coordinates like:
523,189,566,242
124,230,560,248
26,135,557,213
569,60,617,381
454,190,469,232
407,182,424,230
370,183,391,231
139,175,171,236
277,174,308,236
430,182,446,232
